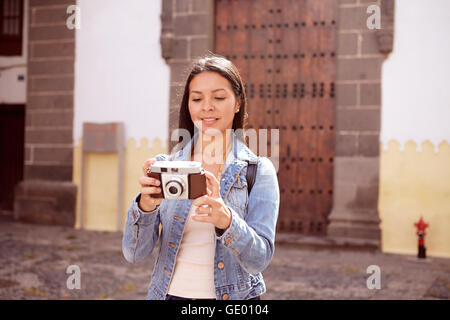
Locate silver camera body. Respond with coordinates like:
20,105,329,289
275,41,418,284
148,161,206,200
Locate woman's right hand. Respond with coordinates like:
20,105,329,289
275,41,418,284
138,158,163,212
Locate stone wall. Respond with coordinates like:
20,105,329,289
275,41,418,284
160,0,215,151
14,0,77,226
327,0,393,245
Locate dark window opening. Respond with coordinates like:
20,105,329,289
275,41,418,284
0,0,24,56
0,105,25,212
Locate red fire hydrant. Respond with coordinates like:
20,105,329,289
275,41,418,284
414,217,429,259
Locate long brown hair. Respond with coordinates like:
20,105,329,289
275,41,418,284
177,54,248,150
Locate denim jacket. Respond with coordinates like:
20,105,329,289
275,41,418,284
122,133,280,300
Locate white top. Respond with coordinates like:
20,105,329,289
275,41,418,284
167,204,216,299
165,137,235,298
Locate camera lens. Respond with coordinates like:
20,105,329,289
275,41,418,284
168,186,178,195
166,179,184,197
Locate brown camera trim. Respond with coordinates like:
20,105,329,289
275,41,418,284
188,170,207,199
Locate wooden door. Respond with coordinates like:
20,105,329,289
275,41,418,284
214,0,337,235
0,105,25,212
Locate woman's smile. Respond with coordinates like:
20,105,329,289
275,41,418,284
201,117,220,127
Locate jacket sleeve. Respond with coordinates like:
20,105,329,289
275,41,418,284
122,195,161,263
216,157,280,274
122,154,168,264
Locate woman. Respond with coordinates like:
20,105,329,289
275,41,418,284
122,54,280,300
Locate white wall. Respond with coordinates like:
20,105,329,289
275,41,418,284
0,0,28,104
381,0,450,150
74,0,170,144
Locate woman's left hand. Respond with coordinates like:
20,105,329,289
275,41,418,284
192,170,232,230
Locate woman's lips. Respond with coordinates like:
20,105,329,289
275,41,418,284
201,118,219,126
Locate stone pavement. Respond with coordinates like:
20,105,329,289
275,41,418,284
0,216,449,300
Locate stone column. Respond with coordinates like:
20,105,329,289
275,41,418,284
14,0,77,226
327,0,394,246
160,0,215,151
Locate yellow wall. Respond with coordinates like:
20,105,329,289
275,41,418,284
73,138,167,231
379,140,450,258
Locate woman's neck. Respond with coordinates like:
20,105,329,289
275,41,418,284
193,130,232,166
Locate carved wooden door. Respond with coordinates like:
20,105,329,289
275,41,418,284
215,0,337,235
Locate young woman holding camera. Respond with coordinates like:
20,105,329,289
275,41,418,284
122,54,280,300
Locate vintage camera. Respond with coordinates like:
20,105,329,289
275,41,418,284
146,161,207,200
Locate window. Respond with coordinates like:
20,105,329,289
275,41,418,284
0,0,24,56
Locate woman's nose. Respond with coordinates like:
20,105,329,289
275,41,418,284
202,98,214,111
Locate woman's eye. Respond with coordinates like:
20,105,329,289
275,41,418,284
191,97,224,102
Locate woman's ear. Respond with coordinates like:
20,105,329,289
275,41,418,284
235,100,241,113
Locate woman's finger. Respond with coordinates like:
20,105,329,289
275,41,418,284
139,176,161,187
193,194,216,208
142,158,157,175
195,205,213,216
141,186,162,195
203,170,220,197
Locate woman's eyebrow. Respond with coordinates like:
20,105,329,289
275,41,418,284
190,88,226,94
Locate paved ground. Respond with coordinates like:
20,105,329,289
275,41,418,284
0,216,449,300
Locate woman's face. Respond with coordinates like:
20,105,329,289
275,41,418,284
188,71,240,137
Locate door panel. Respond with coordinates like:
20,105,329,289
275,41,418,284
214,0,337,235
